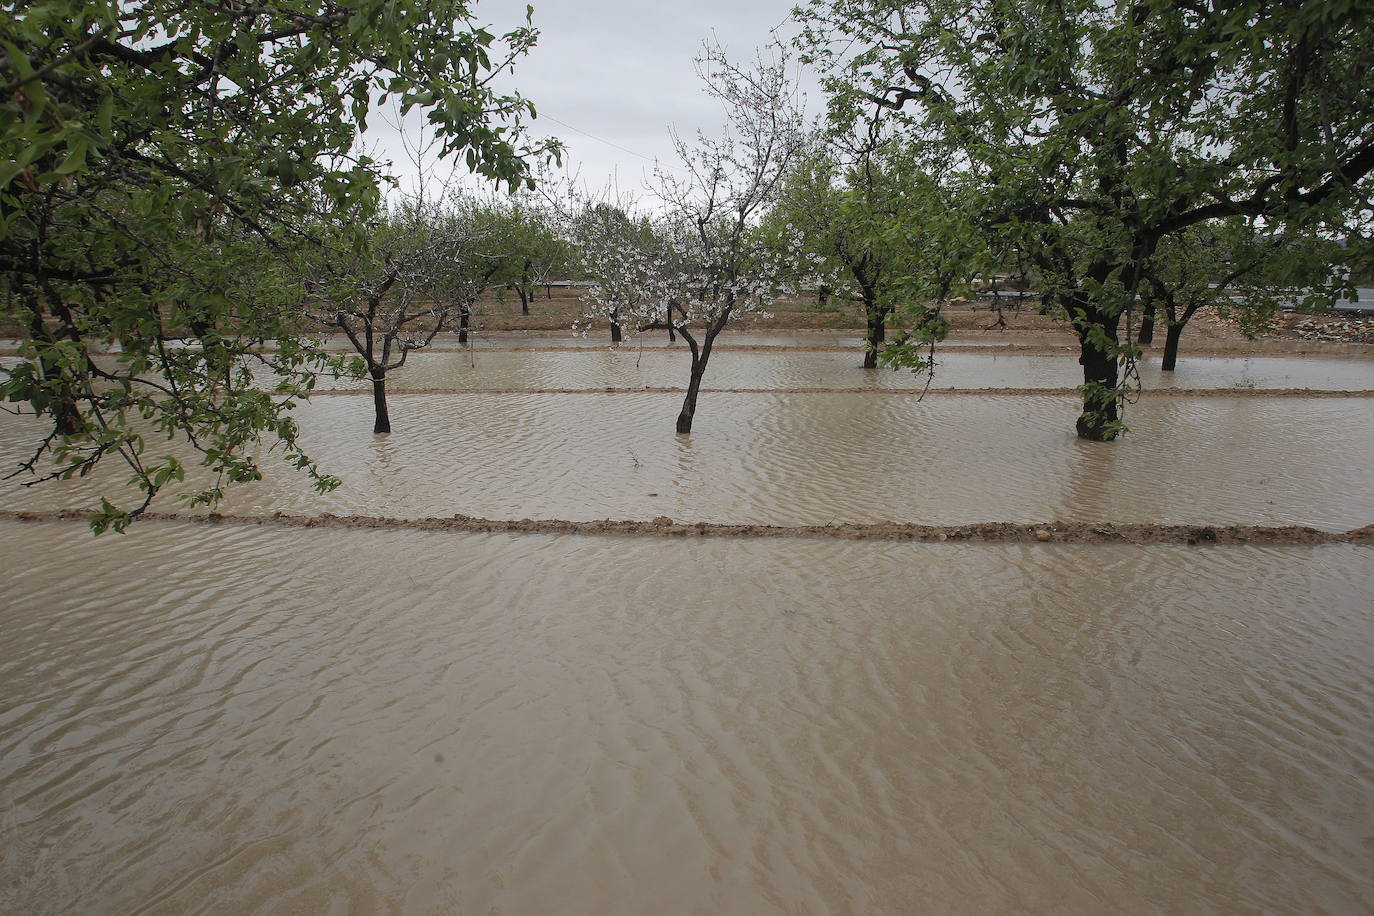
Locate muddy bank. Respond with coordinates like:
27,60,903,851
5,509,1370,545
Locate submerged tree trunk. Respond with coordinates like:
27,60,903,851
1072,303,1122,441
25,303,84,435
371,371,391,434
676,354,710,434
675,313,728,434
1137,299,1156,345
863,299,886,369
1161,321,1184,371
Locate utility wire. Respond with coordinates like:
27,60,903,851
540,114,657,162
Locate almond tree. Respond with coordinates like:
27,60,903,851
799,0,1374,440
304,194,498,433
587,41,813,434
568,200,663,344
770,148,899,367
770,139,982,369
491,196,568,315
1141,222,1344,371
0,0,550,530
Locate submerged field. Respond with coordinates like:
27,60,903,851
3,336,1373,913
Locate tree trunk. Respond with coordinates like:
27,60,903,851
1073,307,1121,441
519,260,532,315
666,302,676,343
54,400,83,436
863,299,885,369
1137,299,1156,345
458,307,469,345
676,356,707,434
26,305,83,435
371,371,391,434
1161,322,1183,371
676,318,726,434
610,317,622,343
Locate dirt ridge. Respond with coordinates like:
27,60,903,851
4,509,1370,545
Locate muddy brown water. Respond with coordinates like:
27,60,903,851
10,347,1374,392
4,393,1373,530
4,349,1374,913
2,522,1372,913
290,349,1374,392
0,332,1038,353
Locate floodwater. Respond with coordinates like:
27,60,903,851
298,332,1033,351
4,346,1374,914
2,522,1372,913
3,392,1373,530
9,345,1374,393
308,348,1374,392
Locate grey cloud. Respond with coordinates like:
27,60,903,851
371,0,816,196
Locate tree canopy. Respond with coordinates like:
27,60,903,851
798,0,1374,438
1,0,551,529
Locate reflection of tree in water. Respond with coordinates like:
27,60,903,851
1061,431,1125,523
1060,399,1268,526
668,431,704,520
366,433,400,486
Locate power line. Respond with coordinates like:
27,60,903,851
540,114,657,163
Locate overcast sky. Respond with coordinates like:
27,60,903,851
366,0,822,199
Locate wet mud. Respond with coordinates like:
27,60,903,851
3,508,1370,545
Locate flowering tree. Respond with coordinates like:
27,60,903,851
648,214,812,434
566,200,663,344
574,42,812,433
304,194,499,433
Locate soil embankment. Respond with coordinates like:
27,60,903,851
4,509,1370,546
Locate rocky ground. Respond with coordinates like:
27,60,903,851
1281,314,1374,344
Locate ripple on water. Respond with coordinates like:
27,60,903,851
2,393,1371,530
11,347,1374,393
1,522,1372,913
286,348,1374,392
